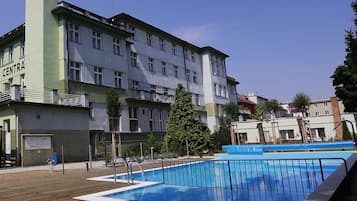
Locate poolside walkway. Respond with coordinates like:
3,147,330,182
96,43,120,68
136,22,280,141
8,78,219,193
0,161,163,201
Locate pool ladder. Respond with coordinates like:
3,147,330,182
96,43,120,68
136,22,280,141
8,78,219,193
125,157,145,184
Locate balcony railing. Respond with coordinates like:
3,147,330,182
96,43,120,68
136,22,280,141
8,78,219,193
0,85,88,107
129,90,174,104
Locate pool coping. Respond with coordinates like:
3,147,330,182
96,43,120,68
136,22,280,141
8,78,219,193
74,160,204,201
305,153,357,201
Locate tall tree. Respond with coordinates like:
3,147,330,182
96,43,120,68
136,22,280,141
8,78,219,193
250,103,267,144
166,84,211,155
106,89,122,160
223,103,240,144
331,1,357,134
292,92,311,143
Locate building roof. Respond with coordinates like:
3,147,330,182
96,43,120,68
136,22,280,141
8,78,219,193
237,95,256,105
0,24,25,47
111,13,229,58
52,1,131,38
226,76,240,85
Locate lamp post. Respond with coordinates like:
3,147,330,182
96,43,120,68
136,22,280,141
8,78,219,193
334,119,357,149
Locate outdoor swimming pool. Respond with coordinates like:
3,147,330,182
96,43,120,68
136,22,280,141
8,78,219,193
101,152,352,201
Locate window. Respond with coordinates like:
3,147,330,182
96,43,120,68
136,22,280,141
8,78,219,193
214,83,220,96
146,32,152,47
20,74,25,88
150,84,156,92
9,45,13,62
130,51,137,67
94,67,103,85
216,60,221,76
69,22,80,43
128,25,135,40
0,50,4,66
161,61,167,75
191,52,195,63
164,87,168,95
174,65,178,78
132,80,139,89
325,110,329,115
148,57,154,72
280,130,294,139
20,41,25,57
239,133,248,142
92,31,102,49
149,109,153,131
315,112,320,116
129,107,138,132
323,101,328,107
195,94,200,105
211,57,216,75
114,71,122,88
113,38,121,55
185,69,190,81
223,86,227,97
184,50,188,59
89,102,94,118
159,38,165,51
172,44,176,55
193,71,197,83
69,61,81,81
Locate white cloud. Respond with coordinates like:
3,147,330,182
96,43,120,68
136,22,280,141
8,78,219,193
172,24,218,45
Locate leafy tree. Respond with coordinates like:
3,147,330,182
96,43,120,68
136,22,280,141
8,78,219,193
342,122,352,140
106,89,122,160
221,103,240,145
331,1,357,137
293,92,311,143
166,84,212,155
250,103,267,144
292,92,311,117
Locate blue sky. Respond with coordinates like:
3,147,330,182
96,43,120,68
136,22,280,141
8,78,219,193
0,0,354,102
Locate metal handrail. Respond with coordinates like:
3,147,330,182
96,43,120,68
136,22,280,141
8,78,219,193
160,157,349,200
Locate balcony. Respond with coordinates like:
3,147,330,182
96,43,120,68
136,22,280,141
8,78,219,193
0,85,88,107
128,89,174,104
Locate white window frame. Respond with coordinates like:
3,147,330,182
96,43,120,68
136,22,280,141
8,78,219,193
130,51,137,67
114,71,122,88
69,61,81,81
129,107,139,132
161,61,167,75
128,25,136,40
69,22,80,43
148,57,154,72
146,32,152,47
113,38,121,55
159,38,165,51
132,80,139,89
193,71,197,83
92,31,102,49
94,66,103,85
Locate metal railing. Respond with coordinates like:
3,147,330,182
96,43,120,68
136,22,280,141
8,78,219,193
159,158,348,201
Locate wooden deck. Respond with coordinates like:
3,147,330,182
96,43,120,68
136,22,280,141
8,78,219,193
0,163,162,201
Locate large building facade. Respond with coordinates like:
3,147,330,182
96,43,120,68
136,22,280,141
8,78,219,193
0,0,238,165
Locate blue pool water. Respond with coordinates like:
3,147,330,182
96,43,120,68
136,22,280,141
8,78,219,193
105,151,353,201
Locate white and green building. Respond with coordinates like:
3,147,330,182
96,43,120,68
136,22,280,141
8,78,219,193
0,0,238,166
